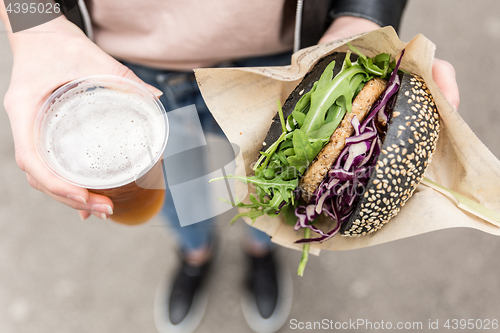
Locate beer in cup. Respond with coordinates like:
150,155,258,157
34,76,169,225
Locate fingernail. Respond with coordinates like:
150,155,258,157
67,194,87,204
151,87,163,98
92,204,113,215
92,211,108,220
78,211,89,221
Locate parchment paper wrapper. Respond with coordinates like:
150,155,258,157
195,27,500,255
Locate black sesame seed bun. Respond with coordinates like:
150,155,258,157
340,73,440,237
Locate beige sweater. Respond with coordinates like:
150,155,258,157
89,0,295,70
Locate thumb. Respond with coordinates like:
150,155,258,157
432,58,460,110
111,62,164,98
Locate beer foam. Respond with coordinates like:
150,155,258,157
40,86,166,188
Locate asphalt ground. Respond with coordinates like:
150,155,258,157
1,1,500,332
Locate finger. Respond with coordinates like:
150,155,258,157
27,173,114,215
91,211,109,220
6,96,92,205
78,210,91,221
432,58,460,110
20,149,90,204
145,83,164,98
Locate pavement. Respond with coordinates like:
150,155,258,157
1,1,500,332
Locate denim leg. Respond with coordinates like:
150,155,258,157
163,180,214,252
246,224,273,249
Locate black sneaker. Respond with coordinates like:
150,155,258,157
241,250,293,333
154,252,213,333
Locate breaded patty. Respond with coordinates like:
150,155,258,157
299,77,387,202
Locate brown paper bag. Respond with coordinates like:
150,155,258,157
195,27,500,255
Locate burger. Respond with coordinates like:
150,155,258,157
211,45,439,267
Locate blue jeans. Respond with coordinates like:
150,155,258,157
122,51,292,253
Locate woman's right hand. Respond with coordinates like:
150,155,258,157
2,14,162,220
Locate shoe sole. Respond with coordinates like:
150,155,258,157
240,259,294,333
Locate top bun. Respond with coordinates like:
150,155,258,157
340,73,440,236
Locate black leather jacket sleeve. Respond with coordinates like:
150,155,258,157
330,0,408,32
300,0,408,49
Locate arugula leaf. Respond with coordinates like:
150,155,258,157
300,64,367,134
344,51,353,68
317,60,336,90
277,100,286,132
286,114,296,131
287,129,323,173
211,173,298,205
280,139,294,150
374,53,390,64
308,107,346,141
291,111,306,127
282,204,298,226
280,165,300,180
347,43,393,79
228,205,270,224
275,150,290,166
253,131,290,172
325,104,342,123
293,81,316,114
347,73,369,109
263,168,275,179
